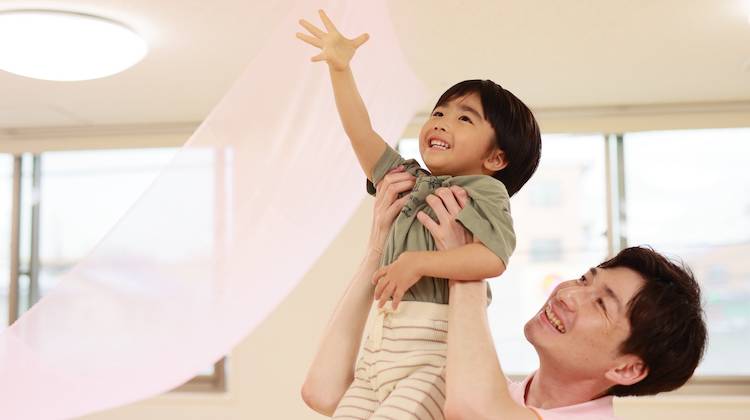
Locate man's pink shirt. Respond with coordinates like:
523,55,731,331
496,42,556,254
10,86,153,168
508,373,618,419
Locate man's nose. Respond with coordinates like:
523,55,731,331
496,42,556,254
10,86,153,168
556,284,586,311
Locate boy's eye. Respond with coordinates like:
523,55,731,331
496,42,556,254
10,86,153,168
459,115,473,123
432,111,443,117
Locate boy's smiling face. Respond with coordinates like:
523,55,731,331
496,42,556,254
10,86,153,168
419,92,503,176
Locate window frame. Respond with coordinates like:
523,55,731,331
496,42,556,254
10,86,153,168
3,142,227,393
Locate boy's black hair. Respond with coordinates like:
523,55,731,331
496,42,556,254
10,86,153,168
434,79,541,197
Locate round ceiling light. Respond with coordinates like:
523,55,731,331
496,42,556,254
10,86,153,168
0,10,148,81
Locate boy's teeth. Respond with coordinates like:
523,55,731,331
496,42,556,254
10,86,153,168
429,140,450,149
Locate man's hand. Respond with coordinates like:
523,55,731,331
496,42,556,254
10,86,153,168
371,251,422,310
368,167,415,256
417,187,475,252
417,186,475,288
296,9,369,71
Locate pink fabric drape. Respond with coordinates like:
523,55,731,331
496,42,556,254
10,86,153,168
0,1,426,418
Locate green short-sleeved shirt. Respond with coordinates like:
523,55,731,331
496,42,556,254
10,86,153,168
367,145,516,304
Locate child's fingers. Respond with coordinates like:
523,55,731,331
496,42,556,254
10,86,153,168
352,33,369,48
310,53,326,63
373,278,385,300
391,289,404,310
295,32,322,48
318,9,340,34
373,272,389,300
299,19,325,38
378,282,396,308
372,266,386,285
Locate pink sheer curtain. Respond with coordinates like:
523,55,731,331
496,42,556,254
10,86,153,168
0,1,426,418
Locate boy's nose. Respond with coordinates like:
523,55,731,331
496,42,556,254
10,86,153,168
433,124,447,131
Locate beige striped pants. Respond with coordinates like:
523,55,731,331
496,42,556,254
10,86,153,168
332,301,448,420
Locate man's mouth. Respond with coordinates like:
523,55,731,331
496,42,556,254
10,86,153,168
544,304,566,334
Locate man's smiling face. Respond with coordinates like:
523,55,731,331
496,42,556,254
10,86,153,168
524,266,646,379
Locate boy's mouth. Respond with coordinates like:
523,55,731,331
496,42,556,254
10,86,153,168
428,137,451,151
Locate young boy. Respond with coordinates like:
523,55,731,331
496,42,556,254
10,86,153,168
297,10,541,419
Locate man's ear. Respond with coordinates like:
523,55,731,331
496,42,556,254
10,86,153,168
483,148,508,173
605,354,648,386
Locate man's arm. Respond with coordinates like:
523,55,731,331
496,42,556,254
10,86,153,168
301,168,415,415
301,250,379,416
444,281,538,420
297,10,386,179
413,186,537,419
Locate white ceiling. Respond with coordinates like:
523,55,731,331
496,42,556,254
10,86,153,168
1,0,749,129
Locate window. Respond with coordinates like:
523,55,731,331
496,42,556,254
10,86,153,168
37,149,180,296
624,128,750,376
2,148,225,391
397,138,426,168
528,180,562,207
400,129,749,384
529,238,563,262
0,155,12,328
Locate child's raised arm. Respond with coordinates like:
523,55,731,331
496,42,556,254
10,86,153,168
296,10,387,180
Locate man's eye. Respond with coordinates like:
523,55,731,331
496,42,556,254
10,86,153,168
597,298,608,313
578,276,586,284
459,115,473,123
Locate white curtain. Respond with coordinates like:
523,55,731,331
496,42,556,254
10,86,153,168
0,1,426,418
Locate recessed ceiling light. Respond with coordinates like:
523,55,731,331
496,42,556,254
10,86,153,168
0,10,148,81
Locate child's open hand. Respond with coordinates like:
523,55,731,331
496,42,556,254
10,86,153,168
296,9,369,71
372,251,422,310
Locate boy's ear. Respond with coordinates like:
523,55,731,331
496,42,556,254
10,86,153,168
605,354,648,386
483,148,508,173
